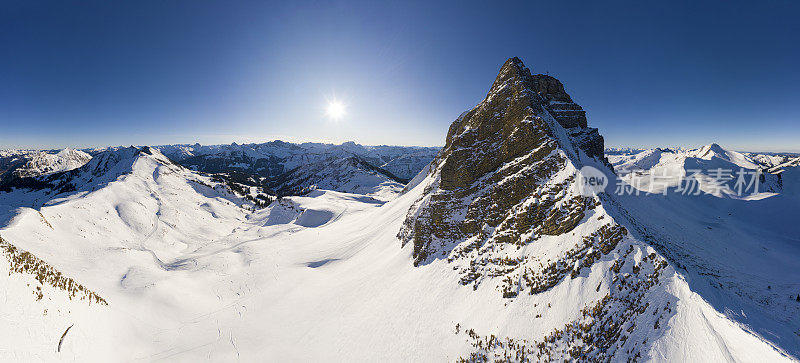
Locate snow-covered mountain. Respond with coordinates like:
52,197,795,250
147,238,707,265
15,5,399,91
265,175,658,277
607,143,783,197
0,58,798,361
155,140,438,198
0,148,91,182
157,140,438,180
0,150,36,181
743,152,800,170
270,155,405,200
766,156,800,175
0,146,267,210
11,148,92,178
608,146,800,173
0,141,438,200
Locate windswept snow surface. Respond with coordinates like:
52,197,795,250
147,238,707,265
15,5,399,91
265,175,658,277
0,146,795,361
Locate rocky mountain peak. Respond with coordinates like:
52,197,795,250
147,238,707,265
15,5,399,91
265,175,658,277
439,57,608,192
698,143,725,156
399,57,617,267
529,74,571,101
450,58,607,166
395,59,680,359
440,60,554,190
485,57,534,95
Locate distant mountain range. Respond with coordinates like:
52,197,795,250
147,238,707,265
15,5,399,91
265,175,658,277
606,143,793,196
607,146,800,170
5,142,796,201
0,148,90,180
0,141,439,200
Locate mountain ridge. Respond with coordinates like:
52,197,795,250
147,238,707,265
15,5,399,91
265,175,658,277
397,57,796,361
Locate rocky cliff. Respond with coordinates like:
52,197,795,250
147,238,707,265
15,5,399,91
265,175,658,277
397,58,679,361
399,57,614,267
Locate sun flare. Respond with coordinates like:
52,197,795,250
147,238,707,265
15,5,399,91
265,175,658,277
326,100,346,120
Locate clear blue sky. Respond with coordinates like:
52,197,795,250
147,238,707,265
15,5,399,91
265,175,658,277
2,1,798,152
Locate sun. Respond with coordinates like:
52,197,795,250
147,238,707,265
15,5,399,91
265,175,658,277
326,100,346,120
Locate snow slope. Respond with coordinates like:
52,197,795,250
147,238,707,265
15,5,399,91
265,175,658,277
0,236,114,361
607,165,800,358
0,147,265,360
0,59,797,362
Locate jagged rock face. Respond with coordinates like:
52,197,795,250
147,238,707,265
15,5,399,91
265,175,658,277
571,127,608,162
435,59,608,190
398,58,678,361
531,74,587,129
398,58,610,268
530,74,608,162
438,58,556,190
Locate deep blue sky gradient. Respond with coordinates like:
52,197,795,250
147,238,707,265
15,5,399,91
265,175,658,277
1,1,799,151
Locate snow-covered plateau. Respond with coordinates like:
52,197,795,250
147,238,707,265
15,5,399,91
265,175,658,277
1,58,799,362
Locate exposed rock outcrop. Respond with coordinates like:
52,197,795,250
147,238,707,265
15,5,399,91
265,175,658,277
398,57,613,267
530,74,609,163
397,58,676,361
